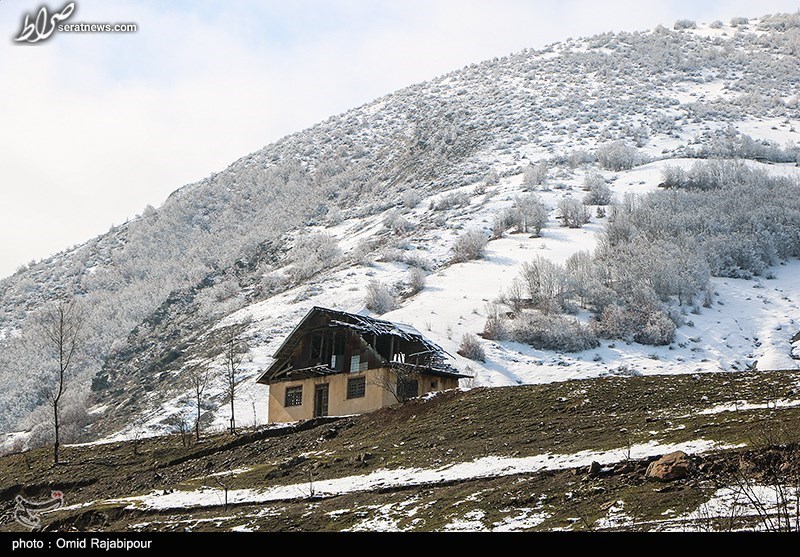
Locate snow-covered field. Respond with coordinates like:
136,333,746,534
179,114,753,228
71,438,734,513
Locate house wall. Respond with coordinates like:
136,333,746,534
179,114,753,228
267,368,459,423
419,375,460,395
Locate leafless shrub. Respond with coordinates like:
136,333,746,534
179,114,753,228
402,190,421,208
558,198,590,228
365,280,396,314
458,333,486,362
451,230,489,263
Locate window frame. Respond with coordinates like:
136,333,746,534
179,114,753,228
284,385,303,407
397,377,419,401
346,376,366,399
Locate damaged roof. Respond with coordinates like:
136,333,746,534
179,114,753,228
256,306,466,383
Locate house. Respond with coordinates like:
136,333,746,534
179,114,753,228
256,306,469,423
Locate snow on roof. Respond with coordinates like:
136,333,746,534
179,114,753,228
256,306,460,383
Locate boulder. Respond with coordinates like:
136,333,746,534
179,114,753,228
645,451,692,481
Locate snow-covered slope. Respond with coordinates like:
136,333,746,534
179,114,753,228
201,158,800,438
3,15,800,446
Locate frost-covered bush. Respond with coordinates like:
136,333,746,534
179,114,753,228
589,303,675,346
260,273,291,296
637,312,676,346
519,256,569,314
558,198,590,228
597,141,639,171
402,190,421,209
492,195,548,239
710,20,723,29
730,17,748,27
350,238,381,266
380,247,434,271
451,230,489,263
601,162,800,283
564,250,616,310
583,173,612,205
288,233,341,281
383,210,414,234
433,191,471,211
660,165,687,188
674,19,696,30
407,267,426,294
364,280,396,314
484,168,500,187
758,12,800,30
512,194,548,235
582,171,604,191
567,149,596,168
584,183,612,205
689,131,800,163
457,333,486,362
523,162,549,189
510,311,599,352
491,210,514,239
482,303,509,340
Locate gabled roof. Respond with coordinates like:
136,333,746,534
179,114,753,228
256,306,466,383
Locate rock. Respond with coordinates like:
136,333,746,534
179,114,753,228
646,451,693,482
616,461,635,474
588,461,602,476
321,427,339,440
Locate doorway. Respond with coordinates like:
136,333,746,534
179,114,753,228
314,384,329,418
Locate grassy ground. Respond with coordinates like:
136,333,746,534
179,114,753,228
2,369,800,531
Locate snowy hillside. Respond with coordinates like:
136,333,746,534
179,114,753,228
197,157,800,438
3,14,800,446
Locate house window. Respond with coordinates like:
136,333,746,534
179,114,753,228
397,377,419,401
330,332,345,371
430,380,438,389
284,386,303,407
350,353,368,373
347,377,366,399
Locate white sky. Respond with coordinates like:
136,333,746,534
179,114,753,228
1,0,798,279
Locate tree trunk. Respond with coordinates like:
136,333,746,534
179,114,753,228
53,400,60,465
195,397,201,442
230,395,236,435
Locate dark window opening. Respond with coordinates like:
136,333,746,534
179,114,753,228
430,380,438,389
284,386,303,407
330,331,345,371
310,332,324,360
397,377,419,402
347,376,366,399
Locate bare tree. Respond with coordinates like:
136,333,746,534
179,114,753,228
222,333,248,435
187,362,210,442
369,368,420,404
38,300,85,465
167,413,190,447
